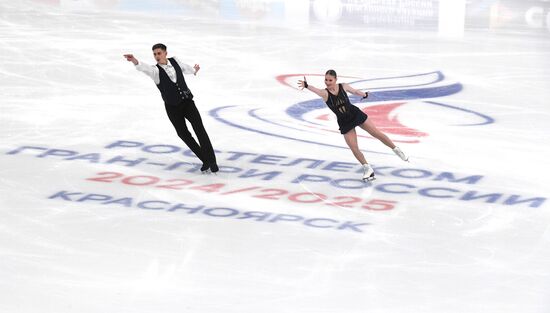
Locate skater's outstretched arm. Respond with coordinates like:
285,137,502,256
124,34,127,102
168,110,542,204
298,76,328,101
173,57,200,76
342,83,368,99
124,53,160,83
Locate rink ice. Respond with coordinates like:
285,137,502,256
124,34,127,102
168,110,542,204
1,1,550,312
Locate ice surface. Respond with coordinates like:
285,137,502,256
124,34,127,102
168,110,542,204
1,1,549,312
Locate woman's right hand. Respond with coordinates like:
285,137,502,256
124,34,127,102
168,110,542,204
297,76,308,89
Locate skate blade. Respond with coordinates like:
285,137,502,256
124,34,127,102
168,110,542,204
362,175,376,182
201,169,211,174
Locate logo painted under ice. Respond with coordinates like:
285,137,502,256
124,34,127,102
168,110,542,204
210,71,494,151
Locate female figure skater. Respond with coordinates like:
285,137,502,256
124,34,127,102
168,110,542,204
298,69,409,181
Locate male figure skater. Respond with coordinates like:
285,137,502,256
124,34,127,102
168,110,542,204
124,43,218,173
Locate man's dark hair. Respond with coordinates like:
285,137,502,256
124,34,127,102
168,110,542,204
152,43,167,51
325,69,337,78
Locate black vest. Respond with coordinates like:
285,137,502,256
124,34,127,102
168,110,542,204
156,58,193,106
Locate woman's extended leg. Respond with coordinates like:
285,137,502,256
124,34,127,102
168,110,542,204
358,119,396,149
359,119,409,161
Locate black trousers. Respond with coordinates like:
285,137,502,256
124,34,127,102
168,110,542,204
164,99,216,167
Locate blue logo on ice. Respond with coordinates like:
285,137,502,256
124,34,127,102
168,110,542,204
211,71,494,148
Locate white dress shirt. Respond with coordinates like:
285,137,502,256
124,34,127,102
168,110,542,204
135,56,196,85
